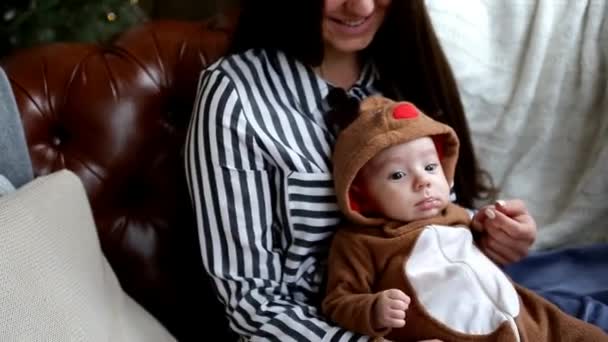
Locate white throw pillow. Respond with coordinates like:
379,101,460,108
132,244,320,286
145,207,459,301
0,170,176,342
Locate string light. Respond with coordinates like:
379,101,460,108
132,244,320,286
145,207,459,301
106,11,117,22
3,9,16,22
3,0,144,53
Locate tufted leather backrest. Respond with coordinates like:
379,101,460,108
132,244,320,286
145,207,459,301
1,16,237,341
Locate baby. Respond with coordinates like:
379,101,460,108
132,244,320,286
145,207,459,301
322,96,607,341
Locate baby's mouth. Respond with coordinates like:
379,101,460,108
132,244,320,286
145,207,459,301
415,197,441,210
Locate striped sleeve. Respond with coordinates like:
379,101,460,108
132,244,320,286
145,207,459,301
185,67,369,342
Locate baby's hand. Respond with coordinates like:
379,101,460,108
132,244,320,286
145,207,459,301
373,289,410,330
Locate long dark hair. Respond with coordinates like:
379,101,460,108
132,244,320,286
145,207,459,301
228,0,495,207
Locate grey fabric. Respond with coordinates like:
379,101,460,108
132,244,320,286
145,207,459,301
0,67,33,188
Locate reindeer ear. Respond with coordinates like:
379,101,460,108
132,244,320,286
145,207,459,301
327,88,361,130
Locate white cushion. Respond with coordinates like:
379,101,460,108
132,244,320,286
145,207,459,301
0,170,176,342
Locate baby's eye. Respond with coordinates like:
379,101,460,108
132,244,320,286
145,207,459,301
425,163,438,172
390,171,406,180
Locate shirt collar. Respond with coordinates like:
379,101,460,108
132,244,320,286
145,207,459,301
265,49,380,120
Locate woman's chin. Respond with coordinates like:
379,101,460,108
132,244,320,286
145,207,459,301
325,36,375,55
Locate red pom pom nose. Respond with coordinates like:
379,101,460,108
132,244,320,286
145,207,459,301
393,103,419,119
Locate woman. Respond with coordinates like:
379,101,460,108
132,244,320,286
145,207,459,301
184,0,536,340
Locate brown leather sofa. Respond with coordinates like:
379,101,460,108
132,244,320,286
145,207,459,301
1,15,238,341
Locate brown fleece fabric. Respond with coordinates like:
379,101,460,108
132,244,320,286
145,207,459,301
323,96,608,341
323,203,473,339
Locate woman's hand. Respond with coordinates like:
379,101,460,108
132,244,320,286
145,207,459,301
471,199,537,266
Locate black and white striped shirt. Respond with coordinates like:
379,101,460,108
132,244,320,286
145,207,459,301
185,48,379,341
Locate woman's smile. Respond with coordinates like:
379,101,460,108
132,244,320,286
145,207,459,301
327,15,373,35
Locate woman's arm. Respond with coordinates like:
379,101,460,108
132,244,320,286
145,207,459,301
185,67,369,341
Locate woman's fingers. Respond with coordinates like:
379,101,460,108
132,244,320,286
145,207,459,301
485,209,536,246
494,199,527,216
479,241,510,265
471,205,492,232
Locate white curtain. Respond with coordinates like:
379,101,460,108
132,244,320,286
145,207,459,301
426,0,608,250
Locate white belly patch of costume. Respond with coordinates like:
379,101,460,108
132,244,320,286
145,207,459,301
405,225,520,337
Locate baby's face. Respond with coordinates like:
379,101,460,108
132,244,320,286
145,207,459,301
355,137,451,222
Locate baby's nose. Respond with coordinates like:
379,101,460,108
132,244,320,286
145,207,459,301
414,175,431,190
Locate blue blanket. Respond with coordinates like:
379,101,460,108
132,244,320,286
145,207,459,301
0,67,33,188
504,244,608,332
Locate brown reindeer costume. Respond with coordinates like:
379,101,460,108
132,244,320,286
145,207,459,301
322,96,607,342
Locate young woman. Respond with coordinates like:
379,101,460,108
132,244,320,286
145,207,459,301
185,0,536,340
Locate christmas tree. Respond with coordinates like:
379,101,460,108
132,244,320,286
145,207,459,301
0,0,147,57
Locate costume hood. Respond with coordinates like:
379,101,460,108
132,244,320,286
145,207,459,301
333,96,460,226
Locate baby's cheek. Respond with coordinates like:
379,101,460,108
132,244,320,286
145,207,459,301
385,191,410,211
